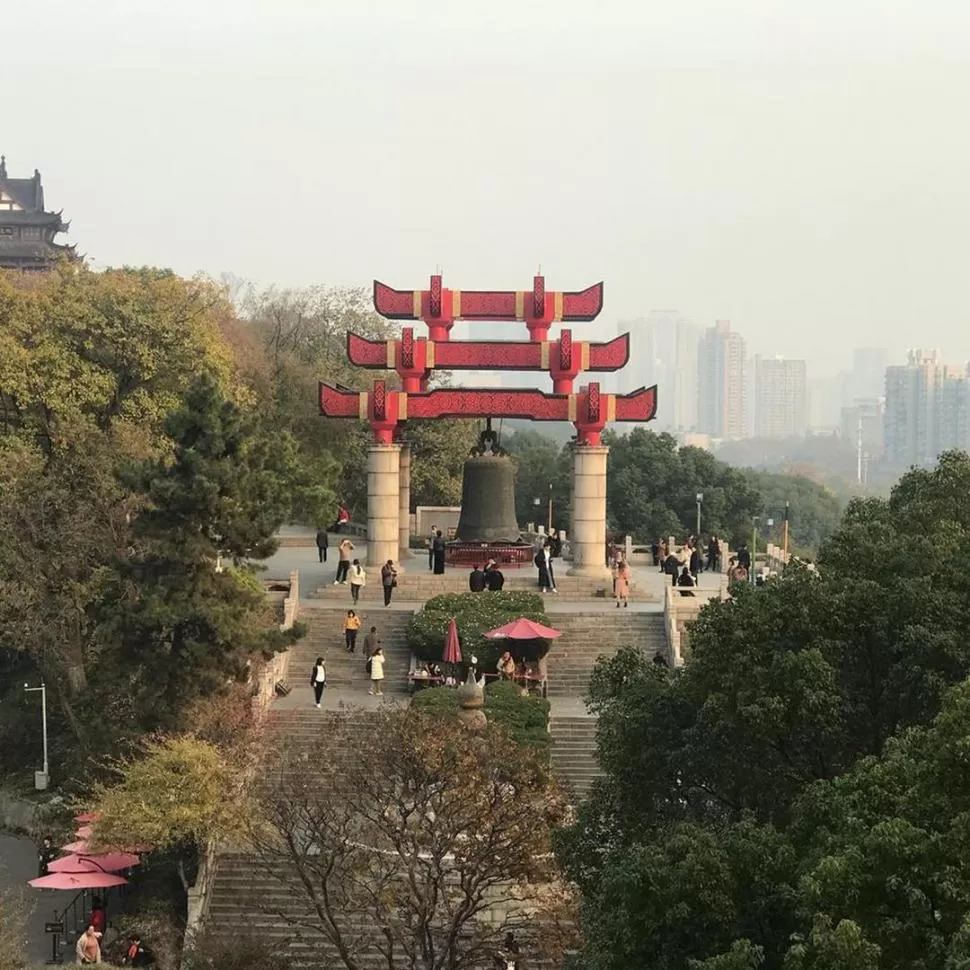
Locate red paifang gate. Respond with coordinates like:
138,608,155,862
320,274,657,577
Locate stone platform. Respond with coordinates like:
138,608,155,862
313,569,644,603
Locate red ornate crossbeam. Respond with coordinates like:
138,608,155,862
320,381,657,446
346,329,631,393
373,274,603,342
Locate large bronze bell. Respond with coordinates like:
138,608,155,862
454,424,522,543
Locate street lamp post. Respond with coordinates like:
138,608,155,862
533,496,541,532
751,517,759,585
24,681,49,790
547,483,554,534
695,492,703,538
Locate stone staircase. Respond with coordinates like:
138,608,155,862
549,716,601,801
206,708,561,968
207,709,401,968
544,611,667,698
544,611,666,800
290,606,413,695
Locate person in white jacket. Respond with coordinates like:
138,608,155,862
368,647,385,696
348,559,366,605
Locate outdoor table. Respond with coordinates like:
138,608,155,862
408,675,446,694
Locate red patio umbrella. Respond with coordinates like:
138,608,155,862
483,617,562,640
73,811,102,823
48,852,140,874
442,617,462,665
29,871,128,890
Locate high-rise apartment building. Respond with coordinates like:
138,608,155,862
851,347,889,400
938,364,970,454
884,350,943,468
754,356,808,438
697,320,746,439
622,311,699,430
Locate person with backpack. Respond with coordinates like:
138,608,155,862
310,657,326,708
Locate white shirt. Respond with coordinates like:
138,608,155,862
314,664,326,684
370,654,385,680
350,565,366,586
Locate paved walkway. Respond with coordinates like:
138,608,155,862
257,529,726,609
0,834,55,965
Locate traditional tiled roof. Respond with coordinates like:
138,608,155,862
0,154,74,269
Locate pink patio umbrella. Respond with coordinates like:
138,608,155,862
73,811,102,823
75,825,94,840
48,852,140,873
29,870,128,891
483,617,562,640
442,617,462,665
62,839,152,855
60,840,91,854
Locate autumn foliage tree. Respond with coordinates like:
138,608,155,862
250,708,576,970
86,735,250,892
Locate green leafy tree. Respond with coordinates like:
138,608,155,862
506,428,572,529
783,919,880,970
558,455,970,968
605,429,763,544
96,377,302,730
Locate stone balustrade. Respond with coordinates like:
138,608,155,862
663,580,728,666
184,568,301,958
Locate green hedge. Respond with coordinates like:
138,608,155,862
407,591,549,669
410,681,550,755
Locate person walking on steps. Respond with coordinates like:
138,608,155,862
382,559,398,606
349,559,366,604
368,646,385,695
614,557,631,608
315,527,329,563
334,537,354,585
310,657,326,708
363,625,380,658
344,609,361,652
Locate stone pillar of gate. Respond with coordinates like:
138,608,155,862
367,443,401,568
398,444,413,565
568,444,611,579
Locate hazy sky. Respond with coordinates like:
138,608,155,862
5,0,970,374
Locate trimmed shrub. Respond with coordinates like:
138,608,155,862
407,591,549,669
410,681,550,756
